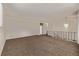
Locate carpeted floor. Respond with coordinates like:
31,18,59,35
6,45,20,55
1,35,79,56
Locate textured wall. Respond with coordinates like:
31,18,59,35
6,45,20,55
3,4,40,39
0,4,5,56
3,3,77,40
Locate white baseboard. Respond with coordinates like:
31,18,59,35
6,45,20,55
6,34,40,40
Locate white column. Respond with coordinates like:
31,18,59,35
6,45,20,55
77,11,79,44
46,23,48,31
40,25,43,35
45,23,48,34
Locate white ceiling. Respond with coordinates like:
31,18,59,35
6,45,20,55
3,3,79,19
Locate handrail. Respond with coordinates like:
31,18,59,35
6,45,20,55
48,31,77,43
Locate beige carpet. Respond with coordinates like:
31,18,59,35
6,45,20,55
1,35,79,56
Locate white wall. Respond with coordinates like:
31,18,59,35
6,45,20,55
3,5,40,39
0,28,5,56
40,16,77,32
0,4,5,56
3,4,77,40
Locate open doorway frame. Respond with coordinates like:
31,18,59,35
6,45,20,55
40,23,48,35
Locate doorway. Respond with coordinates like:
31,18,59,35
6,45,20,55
40,23,48,35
